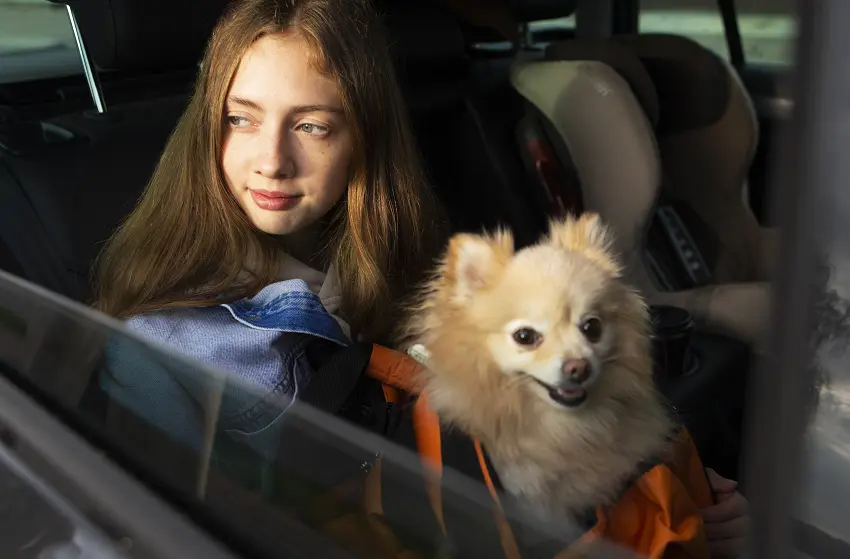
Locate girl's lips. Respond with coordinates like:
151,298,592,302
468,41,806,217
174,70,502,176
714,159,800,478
250,189,303,211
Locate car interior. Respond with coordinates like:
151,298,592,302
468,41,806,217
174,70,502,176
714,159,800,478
0,0,810,555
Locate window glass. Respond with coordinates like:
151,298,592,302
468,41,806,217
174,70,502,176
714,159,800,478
469,15,576,52
0,446,128,558
752,1,850,554
0,272,649,558
639,0,797,66
0,0,81,84
801,247,850,552
795,66,850,558
527,14,576,34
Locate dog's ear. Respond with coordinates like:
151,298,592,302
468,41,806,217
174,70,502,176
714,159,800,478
549,213,622,276
445,229,514,301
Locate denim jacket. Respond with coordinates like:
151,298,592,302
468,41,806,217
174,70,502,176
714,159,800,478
101,277,351,478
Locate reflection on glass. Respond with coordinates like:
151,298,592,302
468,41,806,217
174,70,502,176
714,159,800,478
799,249,850,550
0,442,129,558
0,272,643,559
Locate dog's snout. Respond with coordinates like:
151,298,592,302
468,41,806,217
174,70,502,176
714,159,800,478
562,358,590,384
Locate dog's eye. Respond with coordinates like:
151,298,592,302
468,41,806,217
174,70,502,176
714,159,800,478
580,317,603,343
512,327,542,347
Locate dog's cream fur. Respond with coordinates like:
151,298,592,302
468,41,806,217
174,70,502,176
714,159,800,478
403,213,673,522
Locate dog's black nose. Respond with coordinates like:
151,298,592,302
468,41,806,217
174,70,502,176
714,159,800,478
562,358,590,384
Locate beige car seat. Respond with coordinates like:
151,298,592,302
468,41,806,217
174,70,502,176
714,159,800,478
609,33,776,284
510,51,770,352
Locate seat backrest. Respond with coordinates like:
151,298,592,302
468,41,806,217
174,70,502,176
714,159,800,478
509,58,662,296
391,1,545,248
1,95,191,302
547,34,765,285
542,38,716,291
612,34,765,283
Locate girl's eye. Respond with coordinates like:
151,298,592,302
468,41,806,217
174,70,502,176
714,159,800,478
297,122,328,136
226,115,251,128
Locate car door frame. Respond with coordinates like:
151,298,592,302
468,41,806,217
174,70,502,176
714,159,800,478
588,0,848,555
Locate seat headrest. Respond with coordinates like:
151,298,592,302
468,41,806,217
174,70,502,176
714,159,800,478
382,2,465,67
56,0,230,72
58,0,464,73
507,0,577,23
545,39,660,127
440,0,575,42
613,34,732,136
509,59,660,292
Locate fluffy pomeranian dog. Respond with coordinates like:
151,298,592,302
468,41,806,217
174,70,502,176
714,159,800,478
403,213,674,523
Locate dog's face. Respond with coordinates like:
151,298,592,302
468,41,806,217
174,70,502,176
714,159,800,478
438,214,650,410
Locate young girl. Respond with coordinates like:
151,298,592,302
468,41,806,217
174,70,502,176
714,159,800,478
93,0,445,521
96,0,441,339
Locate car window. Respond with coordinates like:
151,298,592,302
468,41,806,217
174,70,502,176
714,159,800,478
468,15,576,53
0,270,648,558
0,444,131,558
725,0,850,555
528,13,576,36
0,0,82,84
639,0,797,66
790,1,850,553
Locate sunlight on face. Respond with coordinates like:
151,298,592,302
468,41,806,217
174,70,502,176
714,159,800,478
221,33,352,236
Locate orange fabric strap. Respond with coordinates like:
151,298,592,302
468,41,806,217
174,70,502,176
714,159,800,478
412,393,447,536
366,344,426,394
474,440,523,559
411,396,523,559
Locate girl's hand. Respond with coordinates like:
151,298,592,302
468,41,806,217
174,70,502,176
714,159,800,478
701,468,750,558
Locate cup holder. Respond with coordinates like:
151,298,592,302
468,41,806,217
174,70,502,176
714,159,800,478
649,305,698,380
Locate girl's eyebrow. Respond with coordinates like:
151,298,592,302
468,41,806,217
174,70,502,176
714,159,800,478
227,96,343,115
227,95,264,112
290,104,344,114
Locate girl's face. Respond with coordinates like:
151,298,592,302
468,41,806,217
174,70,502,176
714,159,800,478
221,33,353,237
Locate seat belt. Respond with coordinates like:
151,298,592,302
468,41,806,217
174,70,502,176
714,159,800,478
717,0,745,67
300,340,375,414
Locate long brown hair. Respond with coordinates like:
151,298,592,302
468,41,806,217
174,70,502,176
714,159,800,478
94,0,445,342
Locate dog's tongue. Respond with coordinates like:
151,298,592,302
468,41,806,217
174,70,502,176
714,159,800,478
551,387,587,407
538,379,588,407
